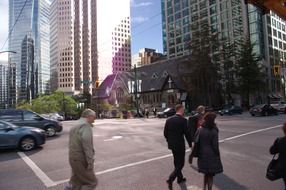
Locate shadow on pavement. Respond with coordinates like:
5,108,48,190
214,173,248,190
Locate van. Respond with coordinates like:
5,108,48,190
0,109,63,137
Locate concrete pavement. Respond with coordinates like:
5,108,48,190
0,113,285,190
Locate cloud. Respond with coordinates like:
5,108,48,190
131,1,153,8
0,0,9,61
132,16,149,24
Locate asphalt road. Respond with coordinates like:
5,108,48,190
0,113,285,190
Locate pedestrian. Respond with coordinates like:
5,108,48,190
145,108,149,118
66,109,98,190
193,112,223,190
153,106,157,117
188,105,205,142
269,122,286,189
164,104,192,190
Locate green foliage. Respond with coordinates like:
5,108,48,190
235,37,266,106
180,23,222,107
16,91,78,115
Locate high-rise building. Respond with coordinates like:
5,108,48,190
50,0,131,95
97,0,131,80
132,48,164,67
50,0,74,94
8,0,51,103
161,0,248,59
0,61,9,109
20,35,36,102
161,0,286,100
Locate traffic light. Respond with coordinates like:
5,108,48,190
273,65,280,76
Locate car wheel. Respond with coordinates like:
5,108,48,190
19,136,36,151
46,126,56,137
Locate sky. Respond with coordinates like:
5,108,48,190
0,0,163,61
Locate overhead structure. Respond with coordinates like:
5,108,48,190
246,0,286,20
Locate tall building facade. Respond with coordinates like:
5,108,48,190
8,0,51,104
161,0,248,59
50,0,131,95
132,48,164,67
161,0,286,100
20,35,36,102
0,61,9,109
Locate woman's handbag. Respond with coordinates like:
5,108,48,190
190,128,201,158
266,154,281,181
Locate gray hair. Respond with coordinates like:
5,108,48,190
81,109,96,118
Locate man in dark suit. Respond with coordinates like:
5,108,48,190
164,104,192,190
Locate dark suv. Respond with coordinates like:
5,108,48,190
0,109,63,137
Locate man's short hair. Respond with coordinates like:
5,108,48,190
81,109,96,118
175,104,183,112
196,105,205,113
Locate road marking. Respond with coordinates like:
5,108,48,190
219,124,282,143
187,185,202,190
104,135,123,141
22,124,282,187
17,152,56,187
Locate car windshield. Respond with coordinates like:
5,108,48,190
0,120,18,129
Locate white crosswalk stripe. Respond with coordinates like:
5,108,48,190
187,185,202,190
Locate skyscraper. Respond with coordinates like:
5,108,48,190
161,0,248,59
50,0,131,95
8,0,51,103
161,0,286,100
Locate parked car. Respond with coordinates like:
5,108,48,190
157,108,176,118
249,104,278,116
271,102,286,114
0,120,46,151
218,105,243,116
0,109,63,137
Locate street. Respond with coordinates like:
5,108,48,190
0,113,285,190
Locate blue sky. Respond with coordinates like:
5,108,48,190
130,0,163,54
0,0,163,61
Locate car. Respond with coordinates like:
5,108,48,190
271,102,286,114
0,120,46,151
218,105,243,116
157,108,176,118
0,109,63,137
249,104,278,116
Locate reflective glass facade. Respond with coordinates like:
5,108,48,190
9,0,50,103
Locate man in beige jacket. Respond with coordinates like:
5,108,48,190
67,109,97,190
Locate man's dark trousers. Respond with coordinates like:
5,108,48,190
168,147,185,183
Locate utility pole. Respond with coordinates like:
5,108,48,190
134,65,140,116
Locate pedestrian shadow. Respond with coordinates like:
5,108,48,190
179,182,188,190
214,173,248,190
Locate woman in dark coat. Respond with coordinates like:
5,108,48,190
197,112,223,190
269,122,286,190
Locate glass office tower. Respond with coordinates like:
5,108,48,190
9,0,50,103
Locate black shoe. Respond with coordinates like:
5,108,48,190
177,178,186,184
166,180,173,190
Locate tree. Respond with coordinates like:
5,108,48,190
17,91,78,115
235,37,266,107
180,23,223,108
